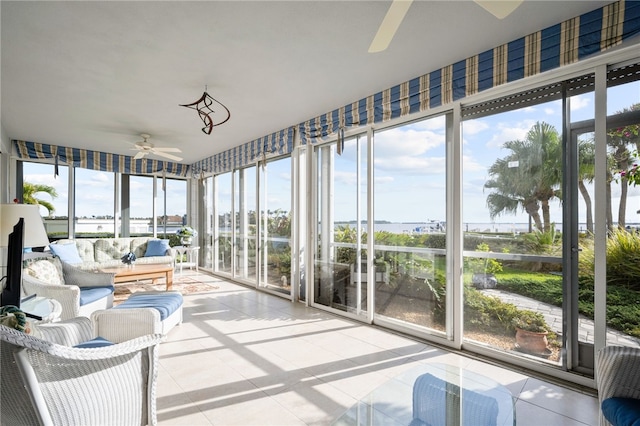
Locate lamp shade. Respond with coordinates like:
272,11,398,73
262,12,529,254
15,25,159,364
0,204,50,248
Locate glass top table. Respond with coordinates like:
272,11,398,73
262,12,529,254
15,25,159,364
332,363,515,426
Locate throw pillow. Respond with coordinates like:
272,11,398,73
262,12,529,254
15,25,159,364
145,239,170,257
49,243,83,264
24,257,64,285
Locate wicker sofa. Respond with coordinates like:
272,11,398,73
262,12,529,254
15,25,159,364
50,237,174,270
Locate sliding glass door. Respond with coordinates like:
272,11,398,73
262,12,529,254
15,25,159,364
313,134,368,314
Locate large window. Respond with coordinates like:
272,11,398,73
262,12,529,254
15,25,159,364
373,116,447,332
605,75,640,350
161,178,187,238
22,162,69,240
216,172,233,274
313,135,368,313
74,168,116,237
259,157,292,294
234,166,257,282
129,175,154,236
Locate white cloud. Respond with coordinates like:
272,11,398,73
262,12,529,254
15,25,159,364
485,120,537,149
374,175,394,185
375,124,445,157
462,154,485,172
462,119,489,136
375,155,446,175
570,94,591,111
335,170,357,186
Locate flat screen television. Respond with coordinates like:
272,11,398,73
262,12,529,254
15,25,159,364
1,218,24,308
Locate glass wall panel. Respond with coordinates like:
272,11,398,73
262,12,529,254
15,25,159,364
74,168,115,238
204,176,214,270
217,172,233,274
161,178,187,240
234,167,257,282
259,157,292,294
605,77,640,349
373,117,446,330
313,135,367,313
22,162,69,240
462,93,572,364
129,175,154,236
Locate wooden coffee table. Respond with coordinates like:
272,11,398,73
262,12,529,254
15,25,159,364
99,264,174,290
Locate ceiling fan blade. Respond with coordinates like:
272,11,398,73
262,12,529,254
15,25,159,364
133,151,146,160
368,0,413,53
154,147,182,153
474,0,523,19
154,151,183,162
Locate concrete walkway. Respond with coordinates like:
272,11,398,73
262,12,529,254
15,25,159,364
480,289,640,348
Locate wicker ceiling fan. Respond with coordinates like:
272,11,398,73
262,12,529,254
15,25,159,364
368,0,523,53
130,134,183,162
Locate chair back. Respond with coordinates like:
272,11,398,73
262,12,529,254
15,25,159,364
1,323,161,426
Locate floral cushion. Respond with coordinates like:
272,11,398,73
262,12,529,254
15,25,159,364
23,257,64,285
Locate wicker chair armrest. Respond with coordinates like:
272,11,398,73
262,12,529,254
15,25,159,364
62,262,115,287
2,325,162,359
22,275,81,319
31,317,94,346
91,308,163,343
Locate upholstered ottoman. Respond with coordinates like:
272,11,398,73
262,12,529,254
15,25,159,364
90,291,183,343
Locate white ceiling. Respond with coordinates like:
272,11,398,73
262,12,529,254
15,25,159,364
1,1,613,165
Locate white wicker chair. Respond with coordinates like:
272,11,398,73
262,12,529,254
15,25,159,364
596,345,640,426
22,255,115,321
0,317,162,426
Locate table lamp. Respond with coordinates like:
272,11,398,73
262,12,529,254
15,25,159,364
1,203,50,249
1,204,50,283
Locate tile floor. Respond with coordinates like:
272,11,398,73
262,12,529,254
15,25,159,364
157,271,600,425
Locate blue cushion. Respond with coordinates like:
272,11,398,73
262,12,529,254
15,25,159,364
115,292,183,320
602,398,640,426
50,243,83,264
79,286,115,306
411,373,499,426
144,239,170,257
73,336,114,348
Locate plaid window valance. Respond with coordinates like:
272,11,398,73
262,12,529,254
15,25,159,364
14,140,189,177
190,126,295,177
296,0,640,144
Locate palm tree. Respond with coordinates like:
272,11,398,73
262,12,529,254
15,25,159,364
577,138,595,233
484,122,562,233
22,182,58,216
607,103,640,230
484,159,544,232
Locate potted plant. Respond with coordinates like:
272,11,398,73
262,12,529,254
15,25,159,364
176,226,198,246
511,309,550,355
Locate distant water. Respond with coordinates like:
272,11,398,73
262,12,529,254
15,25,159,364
373,222,530,234
344,222,640,234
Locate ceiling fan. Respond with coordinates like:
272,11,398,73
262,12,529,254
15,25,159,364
130,134,183,162
368,0,524,53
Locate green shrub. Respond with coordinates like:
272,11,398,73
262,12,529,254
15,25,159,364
463,285,519,334
580,228,640,290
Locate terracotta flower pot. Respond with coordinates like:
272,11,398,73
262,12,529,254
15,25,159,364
515,327,549,354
